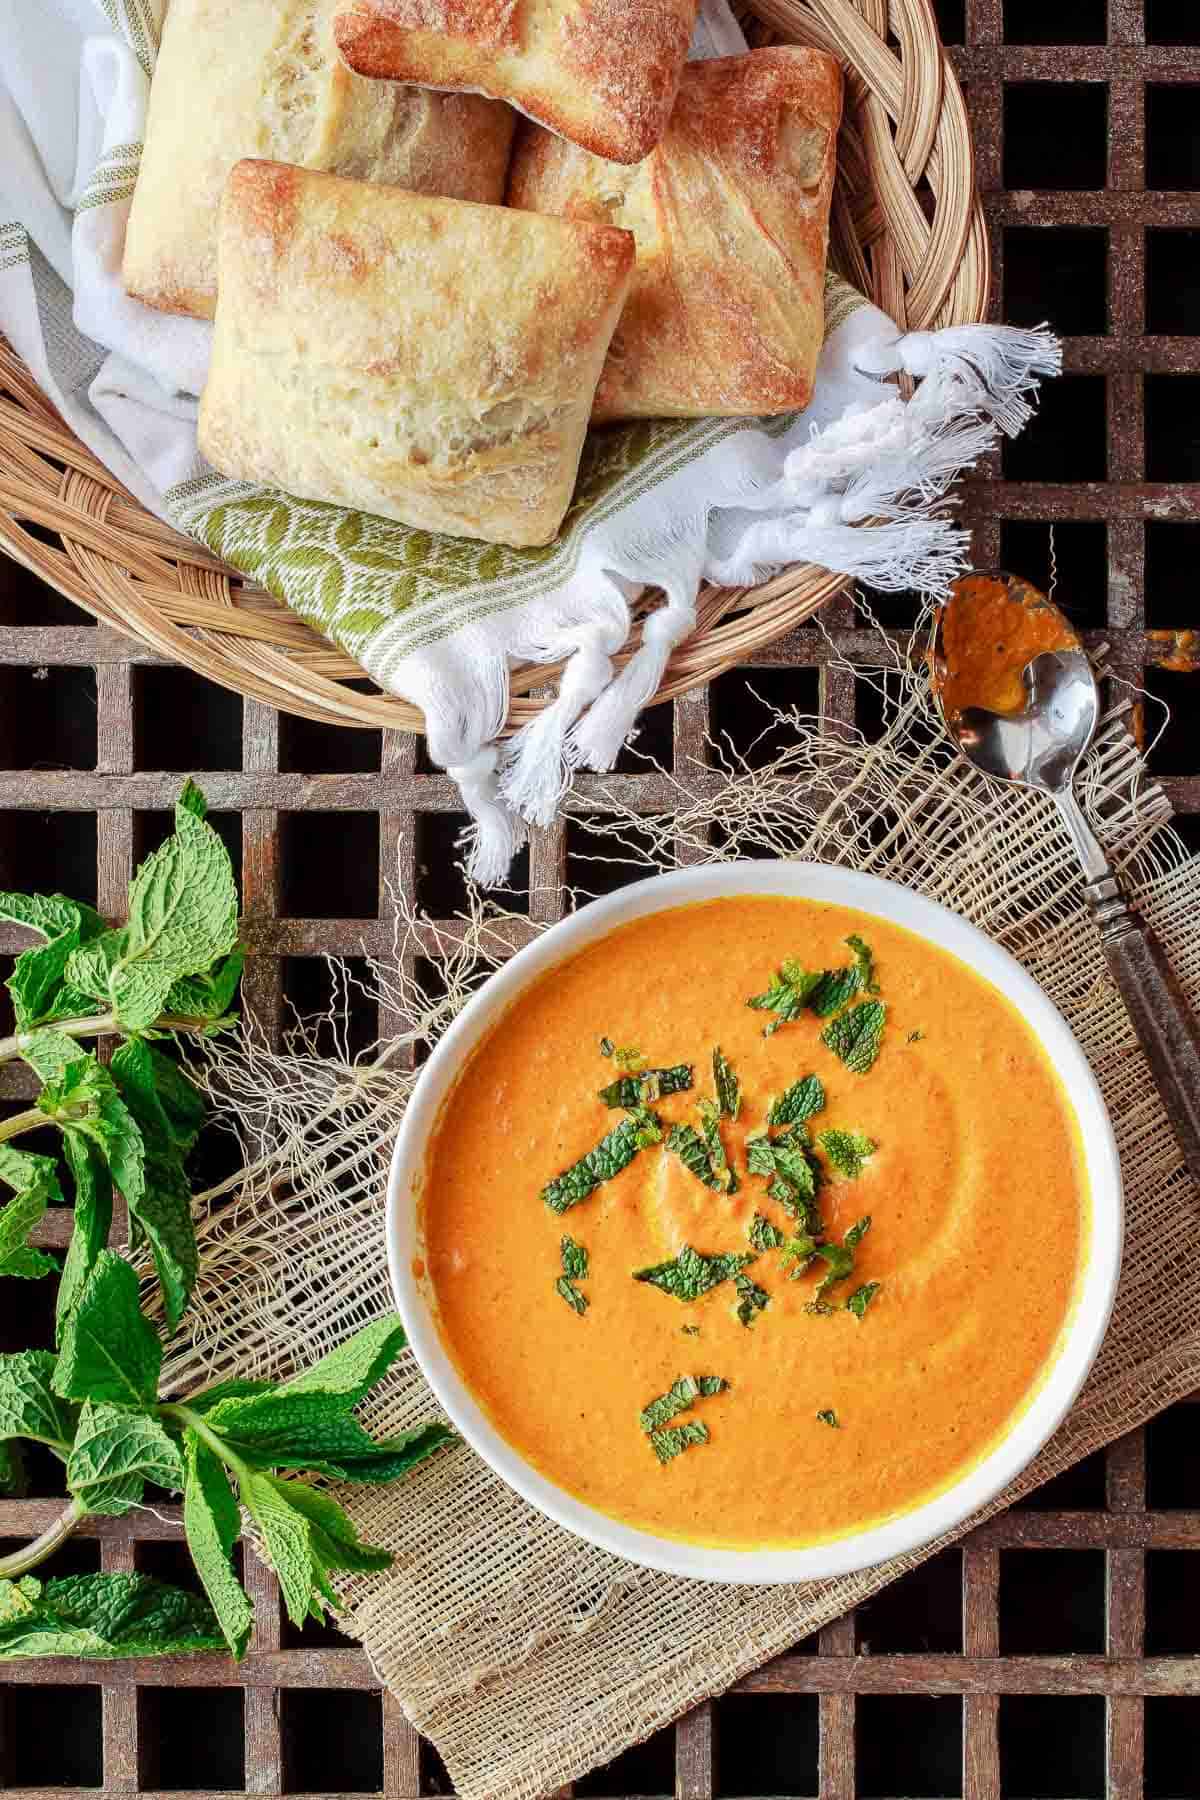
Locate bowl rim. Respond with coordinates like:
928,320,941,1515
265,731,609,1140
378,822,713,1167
386,861,1123,1584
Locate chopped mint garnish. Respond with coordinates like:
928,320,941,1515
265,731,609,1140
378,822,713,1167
651,1420,708,1464
781,1230,821,1279
846,1281,882,1320
749,939,878,1036
599,1036,615,1057
734,1272,769,1327
613,1046,644,1071
819,1130,876,1179
747,960,825,1035
555,1276,587,1315
555,1237,589,1314
599,1064,692,1110
681,1324,700,1336
746,1126,820,1223
748,1213,787,1252
807,1216,871,1314
907,1030,924,1044
712,1047,741,1120
560,1237,588,1281
667,1113,737,1195
767,1075,825,1127
821,1001,886,1075
633,1244,754,1301
638,1375,727,1434
816,1409,840,1428
541,1106,662,1214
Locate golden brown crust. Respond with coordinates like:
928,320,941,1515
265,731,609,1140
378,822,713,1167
123,0,515,322
508,46,843,421
333,0,697,164
199,160,634,547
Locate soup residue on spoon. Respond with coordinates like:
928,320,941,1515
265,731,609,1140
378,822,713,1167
936,571,1080,726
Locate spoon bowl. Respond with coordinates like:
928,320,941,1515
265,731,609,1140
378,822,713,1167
934,568,1200,1200
954,647,1099,793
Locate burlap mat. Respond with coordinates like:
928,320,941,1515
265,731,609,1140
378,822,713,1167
159,658,1200,1800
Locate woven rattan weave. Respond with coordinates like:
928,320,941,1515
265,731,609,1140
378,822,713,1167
0,0,987,734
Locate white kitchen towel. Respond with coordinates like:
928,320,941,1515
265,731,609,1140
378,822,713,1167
0,0,1060,882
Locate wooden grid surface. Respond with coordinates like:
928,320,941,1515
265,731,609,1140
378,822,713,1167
3,0,1200,1793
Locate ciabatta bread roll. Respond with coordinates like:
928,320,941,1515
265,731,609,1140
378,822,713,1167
124,0,515,321
199,161,635,549
508,47,843,421
333,0,698,165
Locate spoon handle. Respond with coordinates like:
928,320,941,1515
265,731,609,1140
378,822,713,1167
1056,794,1200,1188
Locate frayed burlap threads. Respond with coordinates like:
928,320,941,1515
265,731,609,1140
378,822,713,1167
153,657,1199,1800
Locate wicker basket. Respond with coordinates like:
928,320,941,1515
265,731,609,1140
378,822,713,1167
0,0,987,734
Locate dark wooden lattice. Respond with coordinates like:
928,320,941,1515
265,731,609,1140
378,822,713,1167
2,1,1199,1793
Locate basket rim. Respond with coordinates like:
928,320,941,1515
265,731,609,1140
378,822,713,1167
0,0,989,735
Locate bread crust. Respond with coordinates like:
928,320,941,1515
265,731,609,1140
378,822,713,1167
333,0,698,165
508,46,843,421
198,161,635,548
123,0,515,321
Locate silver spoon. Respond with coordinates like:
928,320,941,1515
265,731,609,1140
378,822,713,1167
936,570,1200,1187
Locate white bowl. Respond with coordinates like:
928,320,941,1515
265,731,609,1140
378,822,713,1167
387,862,1122,1583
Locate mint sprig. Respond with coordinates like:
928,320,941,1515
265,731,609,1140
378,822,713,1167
0,780,244,1330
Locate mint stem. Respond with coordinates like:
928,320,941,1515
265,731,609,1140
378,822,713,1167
0,1107,46,1146
0,1013,219,1066
0,1499,84,1579
161,1402,252,1485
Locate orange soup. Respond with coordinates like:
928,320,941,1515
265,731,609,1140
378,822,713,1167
419,897,1088,1549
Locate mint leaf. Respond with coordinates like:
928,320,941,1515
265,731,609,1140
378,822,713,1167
176,779,208,822
598,1063,692,1109
20,1027,90,1083
734,1271,769,1327
712,1047,740,1119
67,1401,184,1517
650,1421,708,1464
556,1237,589,1314
560,1238,588,1282
202,1390,455,1486
599,1036,614,1057
667,1118,736,1195
0,1144,63,1279
237,1468,323,1626
0,1571,224,1660
846,1281,882,1319
65,793,239,1032
542,1107,662,1213
0,1181,57,1280
638,1375,727,1433
0,1350,79,1452
270,1477,392,1580
182,1431,254,1661
747,960,824,1035
821,1001,886,1075
633,1244,753,1301
275,1315,407,1404
807,1217,872,1315
555,1277,588,1314
847,934,879,992
53,1251,162,1409
748,1213,787,1252
111,1040,204,1158
164,946,245,1025
39,1055,145,1209
818,1130,876,1179
746,1127,819,1223
185,1379,274,1415
0,893,102,1030
767,1076,825,1127
781,1230,821,1279
816,1409,840,1428
56,1136,113,1342
613,1046,643,1071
